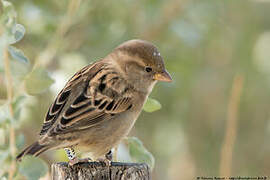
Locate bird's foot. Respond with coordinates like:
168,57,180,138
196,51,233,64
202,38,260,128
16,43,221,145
64,147,92,166
105,150,113,161
97,150,113,166
97,157,111,166
68,157,92,166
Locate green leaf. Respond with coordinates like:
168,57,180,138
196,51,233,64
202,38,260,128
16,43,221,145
2,0,14,10
1,0,17,44
10,56,31,82
1,0,16,21
7,24,26,45
18,156,48,180
15,133,24,150
143,97,162,112
126,137,155,170
12,96,26,121
0,96,26,125
8,46,29,63
24,67,54,95
1,1,25,44
12,95,26,111
12,24,25,43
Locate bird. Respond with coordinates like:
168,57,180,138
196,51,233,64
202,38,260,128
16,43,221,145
16,39,172,165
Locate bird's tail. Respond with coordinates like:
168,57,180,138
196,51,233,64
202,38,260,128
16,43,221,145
16,141,49,161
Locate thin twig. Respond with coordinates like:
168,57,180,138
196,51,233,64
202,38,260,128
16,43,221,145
4,48,16,180
219,75,244,176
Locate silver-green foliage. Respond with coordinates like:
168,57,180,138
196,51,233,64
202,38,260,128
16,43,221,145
0,0,51,178
127,137,155,171
143,97,162,113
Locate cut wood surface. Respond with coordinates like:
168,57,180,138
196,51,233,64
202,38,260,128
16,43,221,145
51,162,150,180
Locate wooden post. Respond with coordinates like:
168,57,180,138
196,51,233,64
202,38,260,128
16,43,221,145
51,162,150,180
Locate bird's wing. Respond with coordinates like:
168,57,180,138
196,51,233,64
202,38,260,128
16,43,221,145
39,61,133,137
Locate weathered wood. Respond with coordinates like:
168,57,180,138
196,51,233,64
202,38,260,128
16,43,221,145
51,162,150,180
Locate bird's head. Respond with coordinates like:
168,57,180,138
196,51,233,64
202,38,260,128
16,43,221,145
108,39,172,93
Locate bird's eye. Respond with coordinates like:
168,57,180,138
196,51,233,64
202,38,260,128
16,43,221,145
145,67,152,73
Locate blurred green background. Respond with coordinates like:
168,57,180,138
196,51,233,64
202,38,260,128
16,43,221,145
1,0,270,179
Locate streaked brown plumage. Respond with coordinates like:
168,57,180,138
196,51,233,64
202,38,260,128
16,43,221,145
16,39,172,164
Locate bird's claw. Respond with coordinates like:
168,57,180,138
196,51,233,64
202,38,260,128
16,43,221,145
68,157,92,166
97,157,111,166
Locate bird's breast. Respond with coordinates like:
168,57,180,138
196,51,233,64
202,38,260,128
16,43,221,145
76,98,144,158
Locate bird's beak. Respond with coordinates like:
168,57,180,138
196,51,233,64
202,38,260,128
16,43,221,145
154,70,173,82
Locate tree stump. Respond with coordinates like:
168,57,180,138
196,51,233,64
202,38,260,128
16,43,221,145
51,162,151,180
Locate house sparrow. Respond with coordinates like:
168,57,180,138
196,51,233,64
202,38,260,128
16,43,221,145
16,39,172,165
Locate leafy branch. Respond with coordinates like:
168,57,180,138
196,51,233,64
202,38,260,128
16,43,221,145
0,0,51,179
3,47,17,180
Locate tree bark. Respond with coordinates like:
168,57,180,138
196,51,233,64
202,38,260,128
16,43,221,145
51,162,150,180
